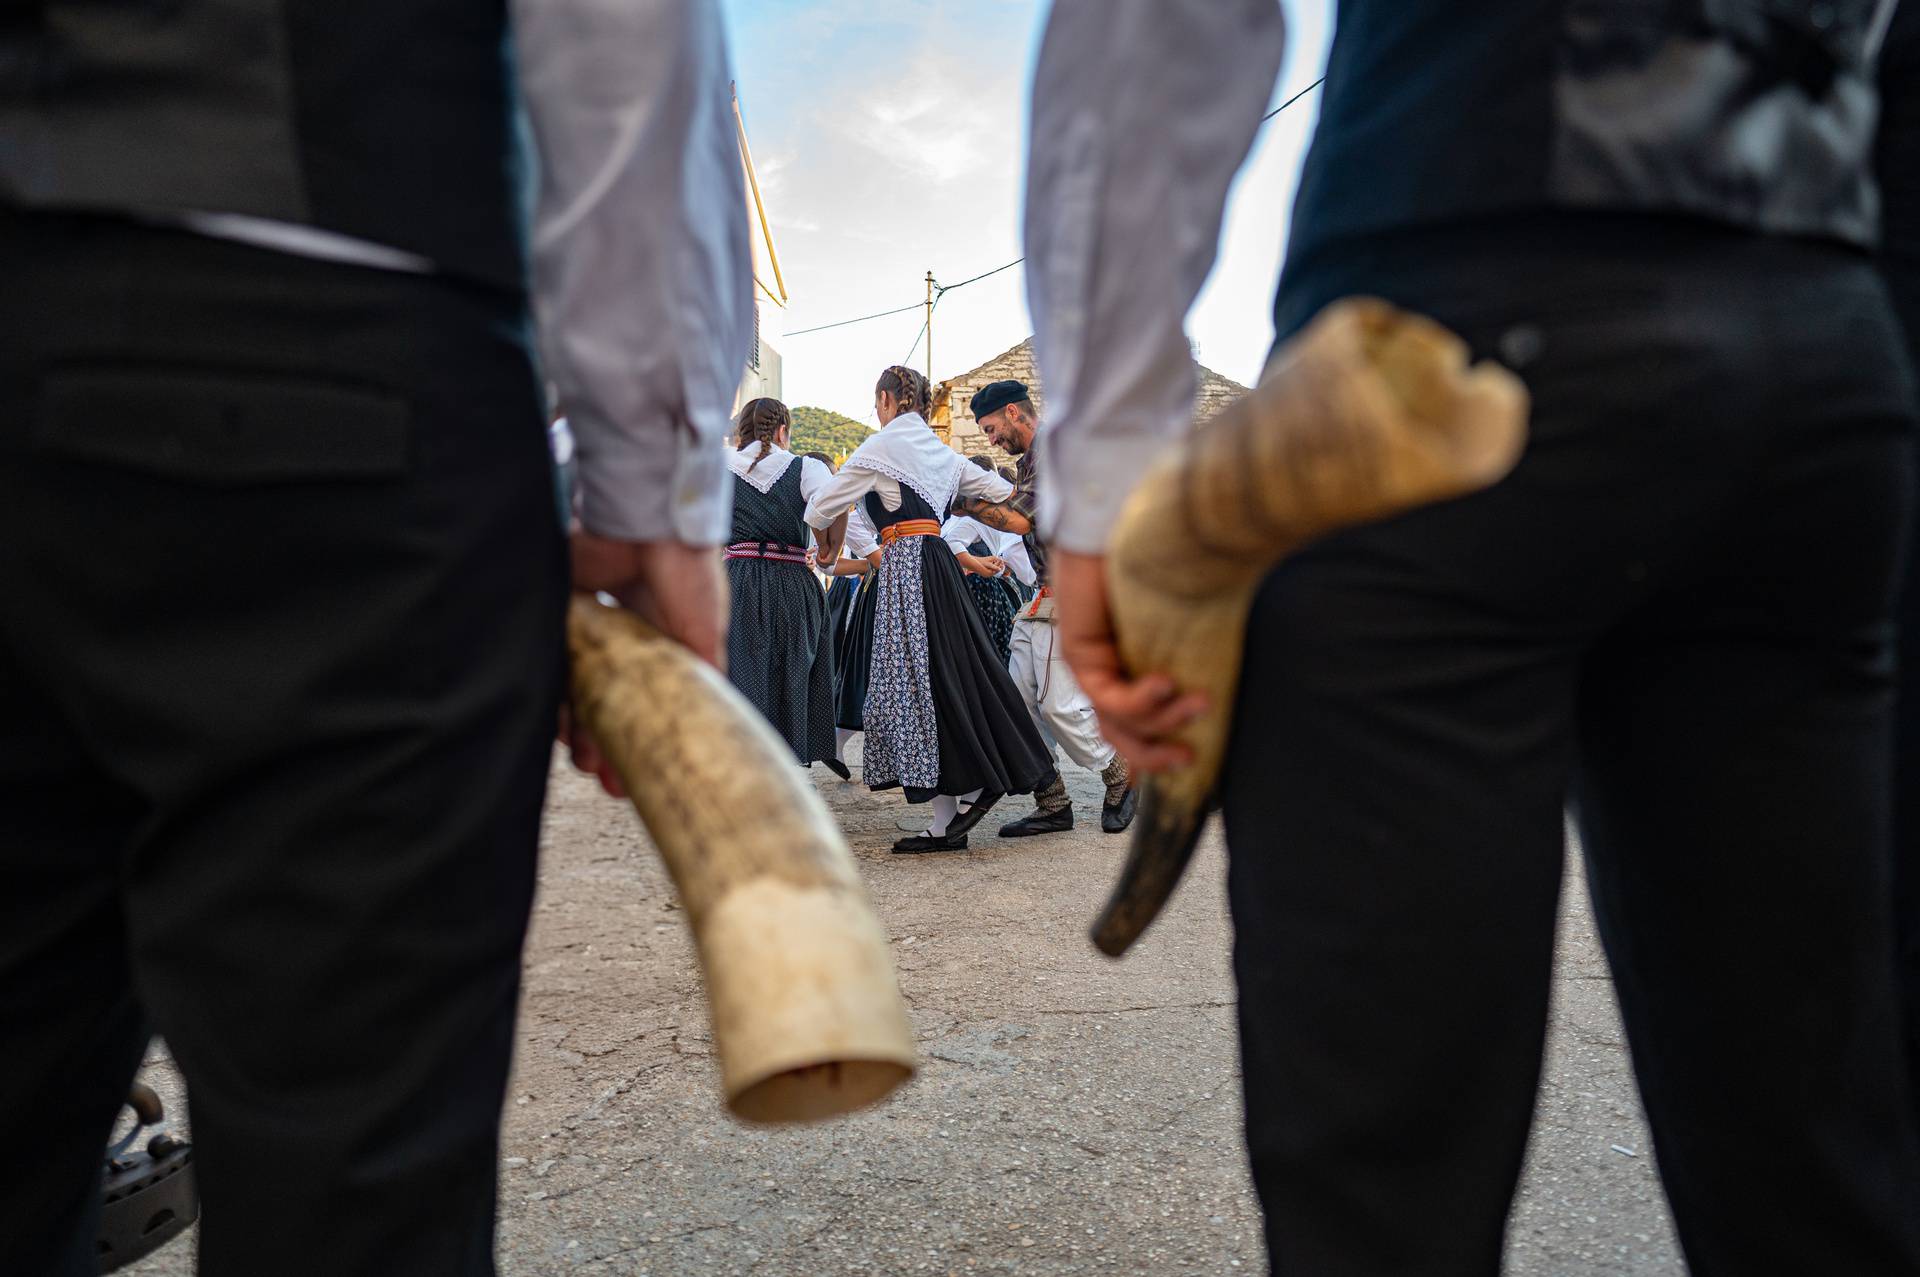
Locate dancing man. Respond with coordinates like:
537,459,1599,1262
960,381,1135,837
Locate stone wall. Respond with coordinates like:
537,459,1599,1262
936,337,1246,471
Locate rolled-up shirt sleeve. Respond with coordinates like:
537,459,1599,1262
844,507,878,559
514,0,754,545
1023,0,1285,553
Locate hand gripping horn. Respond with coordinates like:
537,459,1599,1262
568,597,917,1120
1091,299,1530,956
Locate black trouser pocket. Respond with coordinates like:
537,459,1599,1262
34,368,410,484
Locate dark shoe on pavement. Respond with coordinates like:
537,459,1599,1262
822,757,852,781
998,806,1075,837
891,831,970,854
943,792,1001,839
1101,787,1138,833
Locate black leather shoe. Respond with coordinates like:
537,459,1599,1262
891,831,970,854
943,792,1001,839
998,807,1074,837
1101,787,1138,833
821,757,852,781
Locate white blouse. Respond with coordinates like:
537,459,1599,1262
806,411,1013,527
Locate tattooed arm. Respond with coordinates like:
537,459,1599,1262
951,496,1034,535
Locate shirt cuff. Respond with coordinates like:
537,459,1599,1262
1038,426,1175,555
576,424,732,546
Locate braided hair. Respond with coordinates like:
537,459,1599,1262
734,397,791,471
875,365,934,421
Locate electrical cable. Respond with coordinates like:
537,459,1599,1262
783,75,1326,339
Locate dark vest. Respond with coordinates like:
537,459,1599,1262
1877,0,1920,332
0,1,526,291
1284,0,1887,284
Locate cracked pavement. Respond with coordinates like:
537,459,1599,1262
129,747,1683,1274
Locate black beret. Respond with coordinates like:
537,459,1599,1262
969,380,1029,420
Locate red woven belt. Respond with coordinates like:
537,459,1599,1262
878,519,943,545
725,541,810,564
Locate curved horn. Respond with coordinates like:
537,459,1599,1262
1092,298,1529,956
568,596,917,1121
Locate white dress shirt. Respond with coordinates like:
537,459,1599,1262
942,516,1035,587
177,1,753,547
518,0,753,545
1023,0,1286,554
844,506,879,560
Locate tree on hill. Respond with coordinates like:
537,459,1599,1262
788,406,873,466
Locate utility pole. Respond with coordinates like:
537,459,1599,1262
925,270,935,385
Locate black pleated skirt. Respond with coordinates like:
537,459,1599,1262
882,539,1052,803
725,558,836,764
836,572,878,730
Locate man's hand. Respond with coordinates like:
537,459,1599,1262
1051,549,1207,774
563,532,730,797
570,533,728,667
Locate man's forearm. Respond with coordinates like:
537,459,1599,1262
952,498,1033,536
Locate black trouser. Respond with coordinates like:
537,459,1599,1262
1886,248,1920,1133
1228,214,1920,1275
0,212,567,1275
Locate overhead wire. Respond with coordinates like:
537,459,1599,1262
1262,75,1324,122
782,73,1328,341
901,290,944,367
783,299,927,337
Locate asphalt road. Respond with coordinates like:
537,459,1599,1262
129,745,1683,1274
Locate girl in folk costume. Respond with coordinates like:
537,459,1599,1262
944,454,1028,665
830,504,881,772
806,366,1053,853
725,398,848,778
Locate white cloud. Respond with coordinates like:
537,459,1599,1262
732,0,1333,423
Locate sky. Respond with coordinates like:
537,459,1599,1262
723,0,1335,424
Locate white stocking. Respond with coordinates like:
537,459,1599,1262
927,794,960,837
835,728,855,756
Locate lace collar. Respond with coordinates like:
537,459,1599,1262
726,443,797,494
841,412,965,515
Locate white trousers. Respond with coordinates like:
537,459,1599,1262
1007,616,1116,773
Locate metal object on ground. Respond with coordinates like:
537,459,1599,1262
1093,298,1531,957
98,1082,198,1272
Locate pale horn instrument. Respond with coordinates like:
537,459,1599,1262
1091,298,1530,956
567,596,916,1121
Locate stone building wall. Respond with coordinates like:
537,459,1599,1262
935,337,1247,471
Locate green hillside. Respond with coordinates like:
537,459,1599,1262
789,406,872,465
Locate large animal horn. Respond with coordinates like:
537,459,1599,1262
1091,298,1529,956
567,596,917,1121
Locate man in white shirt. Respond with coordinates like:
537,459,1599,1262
0,3,751,1271
1022,0,1920,1271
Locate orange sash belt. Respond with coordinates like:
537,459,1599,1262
878,519,943,546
